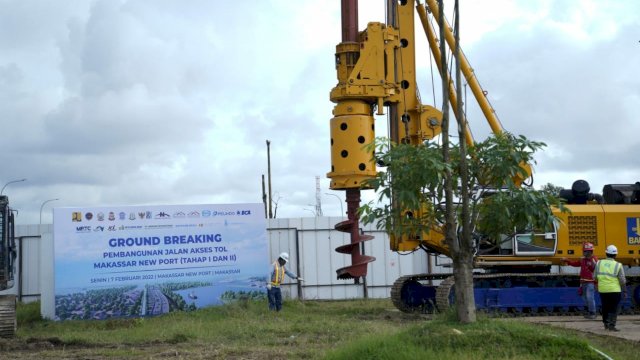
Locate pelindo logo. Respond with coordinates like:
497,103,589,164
212,211,235,216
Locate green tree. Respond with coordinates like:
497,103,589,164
540,183,564,197
360,133,566,323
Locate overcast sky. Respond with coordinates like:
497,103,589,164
1,0,639,224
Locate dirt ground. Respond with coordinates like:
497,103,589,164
0,340,245,360
523,314,640,342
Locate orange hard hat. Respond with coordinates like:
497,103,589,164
582,242,594,251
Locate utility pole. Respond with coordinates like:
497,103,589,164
1,178,27,195
315,176,323,216
266,140,273,219
40,198,60,225
325,192,343,216
261,174,267,219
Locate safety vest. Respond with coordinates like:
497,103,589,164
270,261,285,286
595,258,622,293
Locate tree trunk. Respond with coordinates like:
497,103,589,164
453,250,476,323
452,0,476,324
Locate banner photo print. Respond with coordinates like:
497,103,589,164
53,203,268,321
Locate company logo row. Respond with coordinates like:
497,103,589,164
74,223,206,233
71,209,252,222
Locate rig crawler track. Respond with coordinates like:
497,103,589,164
0,295,16,337
391,273,640,316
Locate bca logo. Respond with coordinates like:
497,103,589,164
237,210,251,215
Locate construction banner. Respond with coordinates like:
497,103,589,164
53,203,267,320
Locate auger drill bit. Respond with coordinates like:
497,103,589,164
335,189,375,280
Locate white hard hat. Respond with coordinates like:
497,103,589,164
605,245,618,255
279,252,289,262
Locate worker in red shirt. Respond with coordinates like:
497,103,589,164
562,242,598,319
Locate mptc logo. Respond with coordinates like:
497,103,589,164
626,218,640,245
76,226,91,233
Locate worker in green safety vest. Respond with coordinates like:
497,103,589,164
593,245,627,332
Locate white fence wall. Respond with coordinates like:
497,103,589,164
0,224,49,303
1,217,453,306
266,216,451,301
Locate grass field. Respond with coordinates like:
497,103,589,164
1,299,635,359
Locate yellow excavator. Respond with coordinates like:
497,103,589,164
327,0,639,314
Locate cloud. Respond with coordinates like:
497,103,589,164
1,0,639,224
452,0,640,191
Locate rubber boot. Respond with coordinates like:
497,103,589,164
608,313,618,331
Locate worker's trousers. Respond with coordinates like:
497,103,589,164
581,282,596,315
268,286,282,311
599,292,621,329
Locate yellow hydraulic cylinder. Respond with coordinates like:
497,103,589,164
421,0,531,185
424,0,503,135
417,3,474,147
327,100,377,190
